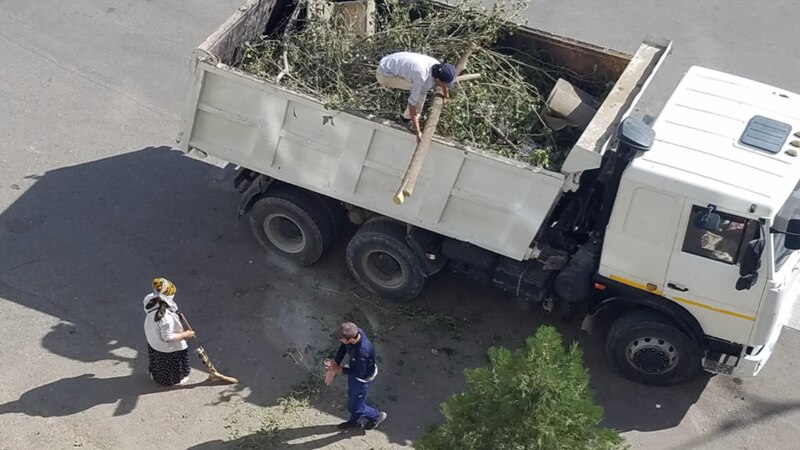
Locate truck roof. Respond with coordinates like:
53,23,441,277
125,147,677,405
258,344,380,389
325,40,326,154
628,66,800,218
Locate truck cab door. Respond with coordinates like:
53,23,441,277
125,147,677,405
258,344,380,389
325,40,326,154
664,203,765,345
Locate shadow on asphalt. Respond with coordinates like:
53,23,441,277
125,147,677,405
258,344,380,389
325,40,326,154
675,396,800,449
0,146,710,444
188,425,367,450
0,146,406,441
580,332,712,432
397,274,713,434
0,373,219,417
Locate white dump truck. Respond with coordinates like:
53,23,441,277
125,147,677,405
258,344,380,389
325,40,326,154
181,0,800,385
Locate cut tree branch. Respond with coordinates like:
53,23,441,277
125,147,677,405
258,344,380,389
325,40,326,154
482,116,520,153
276,0,306,83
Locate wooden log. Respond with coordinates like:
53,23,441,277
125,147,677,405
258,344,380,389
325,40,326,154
394,44,477,205
456,73,481,83
276,0,307,83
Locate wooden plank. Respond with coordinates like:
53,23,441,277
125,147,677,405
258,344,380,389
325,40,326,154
394,43,477,204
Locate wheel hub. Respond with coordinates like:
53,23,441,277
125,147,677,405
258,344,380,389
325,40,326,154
364,250,406,288
264,213,306,254
374,253,401,274
626,336,678,375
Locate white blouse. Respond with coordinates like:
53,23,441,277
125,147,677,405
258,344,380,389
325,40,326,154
144,309,188,353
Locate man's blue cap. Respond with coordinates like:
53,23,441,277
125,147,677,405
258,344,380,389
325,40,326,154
433,63,456,87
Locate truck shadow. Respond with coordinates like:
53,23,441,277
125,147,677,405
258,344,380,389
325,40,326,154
0,146,425,445
0,146,705,446
344,273,711,436
0,147,274,399
579,328,712,432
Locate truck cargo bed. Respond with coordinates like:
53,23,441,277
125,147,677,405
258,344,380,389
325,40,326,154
181,0,669,260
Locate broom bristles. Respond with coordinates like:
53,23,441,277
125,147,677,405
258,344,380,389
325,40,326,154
196,347,239,384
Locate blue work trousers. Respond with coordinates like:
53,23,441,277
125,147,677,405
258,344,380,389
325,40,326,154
347,376,380,423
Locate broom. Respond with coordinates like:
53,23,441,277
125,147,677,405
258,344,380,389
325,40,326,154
179,312,239,384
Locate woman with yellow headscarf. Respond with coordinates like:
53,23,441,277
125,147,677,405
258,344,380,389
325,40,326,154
143,278,195,386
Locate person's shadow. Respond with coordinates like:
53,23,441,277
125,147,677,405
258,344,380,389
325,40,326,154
42,322,137,366
0,372,223,418
188,424,366,449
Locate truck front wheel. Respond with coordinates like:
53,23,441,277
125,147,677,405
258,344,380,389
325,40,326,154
606,309,702,385
249,188,336,266
346,218,425,302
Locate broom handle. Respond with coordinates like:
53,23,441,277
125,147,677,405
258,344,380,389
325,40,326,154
178,312,194,333
179,312,216,371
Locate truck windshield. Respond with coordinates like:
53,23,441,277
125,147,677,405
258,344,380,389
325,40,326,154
773,179,800,271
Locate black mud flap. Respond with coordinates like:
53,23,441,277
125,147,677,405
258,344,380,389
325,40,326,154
405,227,447,277
238,173,274,218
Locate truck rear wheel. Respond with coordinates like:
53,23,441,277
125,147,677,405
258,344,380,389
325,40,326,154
249,187,337,266
606,309,702,385
346,218,424,302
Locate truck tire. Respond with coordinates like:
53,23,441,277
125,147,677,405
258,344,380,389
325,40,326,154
606,309,702,385
346,218,425,302
249,187,336,266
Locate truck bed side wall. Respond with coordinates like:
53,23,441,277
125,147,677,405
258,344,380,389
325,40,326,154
186,63,565,260
198,0,279,67
499,28,629,88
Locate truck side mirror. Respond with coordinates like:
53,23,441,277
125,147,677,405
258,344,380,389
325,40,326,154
737,238,764,291
736,272,758,291
618,118,655,152
694,205,721,231
784,219,800,250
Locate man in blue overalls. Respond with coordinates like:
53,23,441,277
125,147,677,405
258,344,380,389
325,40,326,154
324,322,387,430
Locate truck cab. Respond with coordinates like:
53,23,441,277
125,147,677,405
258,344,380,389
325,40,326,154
598,66,800,383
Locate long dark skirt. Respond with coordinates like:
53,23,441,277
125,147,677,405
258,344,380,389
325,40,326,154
148,345,191,386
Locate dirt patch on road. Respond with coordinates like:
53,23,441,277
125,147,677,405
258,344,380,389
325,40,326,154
205,262,537,449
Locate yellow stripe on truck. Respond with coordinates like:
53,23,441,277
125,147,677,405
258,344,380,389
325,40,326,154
671,297,756,321
609,275,663,295
609,275,756,321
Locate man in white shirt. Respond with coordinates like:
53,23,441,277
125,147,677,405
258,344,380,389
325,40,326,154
376,52,456,142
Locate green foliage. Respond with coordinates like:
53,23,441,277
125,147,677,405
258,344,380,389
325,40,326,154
415,326,625,450
240,0,610,172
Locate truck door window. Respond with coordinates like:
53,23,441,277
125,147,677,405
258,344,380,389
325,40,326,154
682,206,750,265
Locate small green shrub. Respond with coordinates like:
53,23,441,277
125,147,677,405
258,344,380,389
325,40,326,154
416,326,625,450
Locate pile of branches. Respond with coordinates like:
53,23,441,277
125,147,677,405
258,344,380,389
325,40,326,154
240,0,608,171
